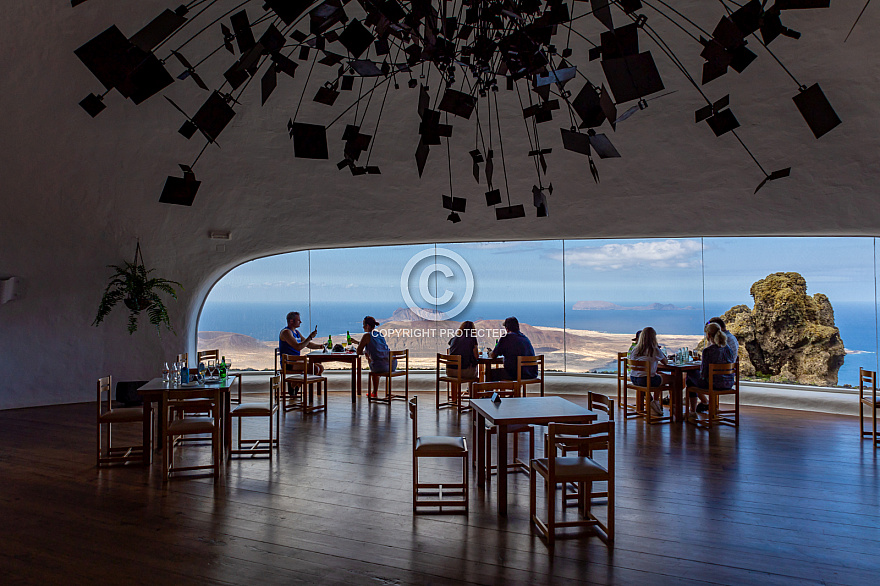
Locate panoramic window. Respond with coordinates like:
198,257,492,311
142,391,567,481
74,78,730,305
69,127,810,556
198,238,879,387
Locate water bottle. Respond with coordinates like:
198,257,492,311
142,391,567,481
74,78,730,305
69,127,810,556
219,356,227,380
180,363,190,384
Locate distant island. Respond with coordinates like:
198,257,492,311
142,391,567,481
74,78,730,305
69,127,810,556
572,300,696,311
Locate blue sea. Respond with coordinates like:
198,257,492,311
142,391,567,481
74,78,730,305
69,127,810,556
199,301,877,386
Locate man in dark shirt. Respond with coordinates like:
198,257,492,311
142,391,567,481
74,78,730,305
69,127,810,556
489,317,538,381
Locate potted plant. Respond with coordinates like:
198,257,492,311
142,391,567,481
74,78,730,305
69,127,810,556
93,242,183,334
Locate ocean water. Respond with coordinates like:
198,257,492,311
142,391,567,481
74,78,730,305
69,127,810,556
198,301,877,386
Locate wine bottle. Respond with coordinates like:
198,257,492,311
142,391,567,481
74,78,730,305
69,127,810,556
347,330,352,345
327,334,332,350
219,356,227,380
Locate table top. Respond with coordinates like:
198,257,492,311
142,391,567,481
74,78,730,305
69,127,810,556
306,352,359,360
658,361,701,371
470,396,597,426
477,355,502,364
138,375,238,394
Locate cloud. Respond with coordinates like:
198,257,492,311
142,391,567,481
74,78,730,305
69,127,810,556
559,239,702,271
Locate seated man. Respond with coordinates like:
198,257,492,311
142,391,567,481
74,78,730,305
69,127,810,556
488,317,538,382
279,311,325,397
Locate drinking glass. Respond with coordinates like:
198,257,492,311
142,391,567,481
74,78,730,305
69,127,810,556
207,359,215,378
170,362,180,385
198,362,206,383
162,362,170,383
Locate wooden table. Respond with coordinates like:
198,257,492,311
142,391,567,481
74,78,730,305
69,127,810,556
477,355,503,382
470,396,597,516
306,351,362,403
137,375,240,464
657,361,701,422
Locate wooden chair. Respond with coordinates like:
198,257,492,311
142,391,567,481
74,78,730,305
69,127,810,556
516,355,545,397
197,349,219,363
859,368,879,446
230,376,280,457
369,349,409,405
436,353,478,412
96,376,146,466
409,396,468,514
551,393,614,506
162,387,221,481
281,354,327,415
625,358,671,424
616,352,628,408
470,381,535,478
530,422,614,546
686,362,739,428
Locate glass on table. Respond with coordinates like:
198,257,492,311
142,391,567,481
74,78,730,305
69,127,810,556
162,362,170,383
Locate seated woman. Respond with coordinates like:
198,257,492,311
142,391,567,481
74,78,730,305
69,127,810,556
352,315,395,396
628,327,673,417
686,322,737,414
447,320,479,380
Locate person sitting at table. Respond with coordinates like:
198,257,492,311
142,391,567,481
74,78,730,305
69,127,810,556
707,316,739,357
351,316,395,396
488,317,537,382
628,327,673,417
279,311,325,376
447,320,479,380
686,322,737,414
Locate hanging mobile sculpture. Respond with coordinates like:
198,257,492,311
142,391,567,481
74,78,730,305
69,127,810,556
72,0,840,219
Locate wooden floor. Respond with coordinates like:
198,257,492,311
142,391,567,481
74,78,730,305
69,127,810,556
1,387,879,585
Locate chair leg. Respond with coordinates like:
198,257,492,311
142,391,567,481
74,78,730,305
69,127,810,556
547,478,556,546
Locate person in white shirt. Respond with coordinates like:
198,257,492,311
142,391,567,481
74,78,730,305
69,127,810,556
627,327,673,417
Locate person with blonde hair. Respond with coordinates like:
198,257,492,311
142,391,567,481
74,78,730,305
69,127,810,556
627,327,672,417
447,320,479,380
686,322,737,414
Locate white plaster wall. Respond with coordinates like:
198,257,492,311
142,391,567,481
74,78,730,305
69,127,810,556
1,1,878,409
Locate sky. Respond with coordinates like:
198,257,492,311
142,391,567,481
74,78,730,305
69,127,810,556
206,237,879,308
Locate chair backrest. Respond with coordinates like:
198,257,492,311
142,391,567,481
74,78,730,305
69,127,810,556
706,362,738,391
408,396,418,443
281,354,308,379
588,392,615,422
197,349,219,363
516,354,544,381
547,421,614,475
626,358,654,389
391,349,408,371
97,375,112,416
471,381,517,399
269,375,280,411
617,352,628,378
860,368,877,400
437,353,461,369
164,388,220,424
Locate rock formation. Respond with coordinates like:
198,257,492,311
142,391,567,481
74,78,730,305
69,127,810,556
720,272,845,386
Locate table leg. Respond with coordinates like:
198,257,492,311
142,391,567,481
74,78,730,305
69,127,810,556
351,358,357,403
476,413,486,487
223,390,231,459
142,399,153,465
672,372,684,422
357,357,362,397
497,423,508,516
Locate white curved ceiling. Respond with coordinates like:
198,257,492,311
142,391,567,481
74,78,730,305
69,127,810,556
0,1,877,409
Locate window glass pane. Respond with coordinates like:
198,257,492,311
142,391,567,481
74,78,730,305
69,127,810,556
703,237,875,387
563,238,705,373
197,251,310,370
309,244,442,370
442,241,565,371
